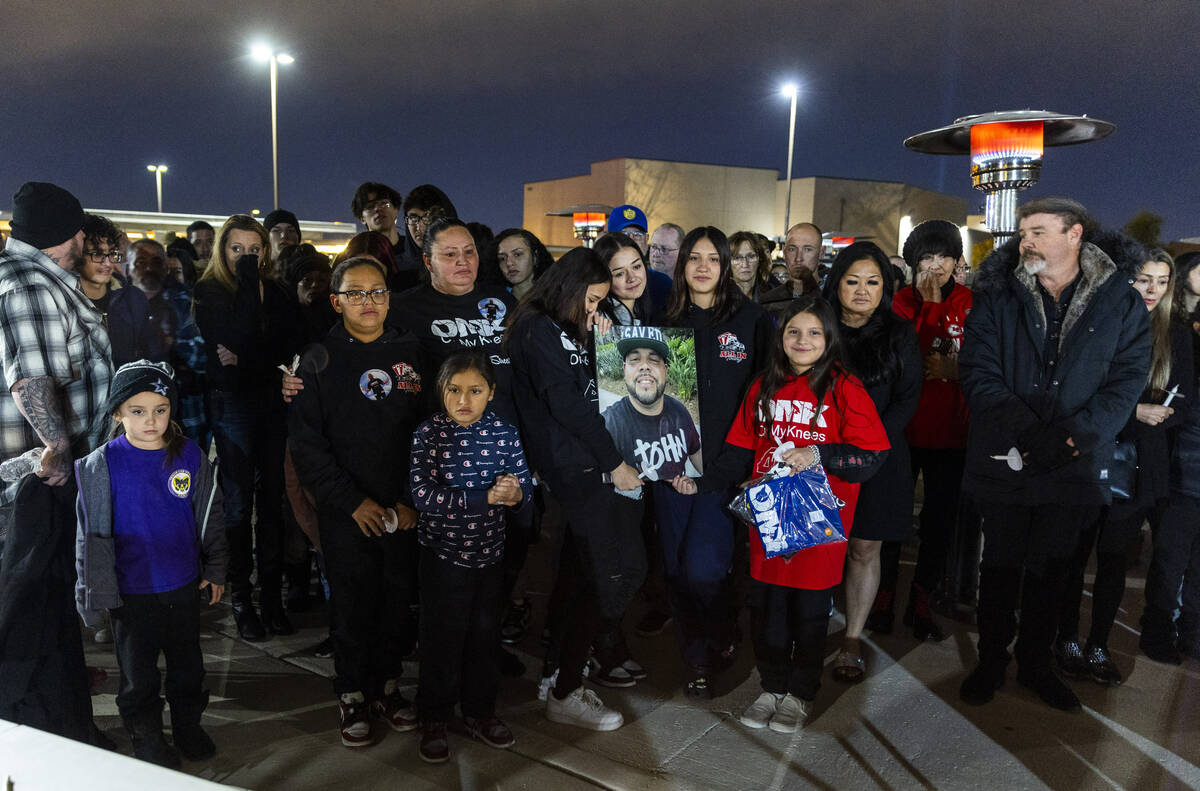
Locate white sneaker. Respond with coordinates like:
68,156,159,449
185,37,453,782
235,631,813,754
537,669,559,702
739,692,783,729
545,686,624,731
768,693,810,733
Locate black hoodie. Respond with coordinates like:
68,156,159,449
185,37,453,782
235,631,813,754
288,324,426,516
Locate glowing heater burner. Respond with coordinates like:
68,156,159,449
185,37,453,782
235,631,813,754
572,212,607,243
903,110,1113,245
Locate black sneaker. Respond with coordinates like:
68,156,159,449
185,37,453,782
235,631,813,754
312,636,335,659
500,599,532,645
419,721,449,763
1054,638,1088,678
1016,667,1081,712
1084,644,1123,686
131,730,182,769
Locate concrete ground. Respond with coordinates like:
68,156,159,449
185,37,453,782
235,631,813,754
82,527,1200,791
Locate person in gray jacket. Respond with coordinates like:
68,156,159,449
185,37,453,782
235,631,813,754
75,360,227,768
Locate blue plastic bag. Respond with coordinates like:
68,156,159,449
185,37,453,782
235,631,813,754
730,465,846,560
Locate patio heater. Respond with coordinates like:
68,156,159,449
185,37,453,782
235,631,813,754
547,203,612,248
904,110,1115,245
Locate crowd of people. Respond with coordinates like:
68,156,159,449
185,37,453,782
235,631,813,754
0,179,1197,773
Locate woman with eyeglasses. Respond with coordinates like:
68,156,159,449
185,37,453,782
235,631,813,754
193,214,302,642
728,231,772,300
288,254,426,749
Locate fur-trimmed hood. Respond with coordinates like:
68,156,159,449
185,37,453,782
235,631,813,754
973,230,1144,294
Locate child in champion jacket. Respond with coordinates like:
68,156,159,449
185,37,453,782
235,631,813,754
409,352,532,763
75,360,228,769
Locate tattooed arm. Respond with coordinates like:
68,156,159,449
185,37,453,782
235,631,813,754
11,376,72,485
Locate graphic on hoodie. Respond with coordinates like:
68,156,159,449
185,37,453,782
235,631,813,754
478,298,506,323
360,369,393,400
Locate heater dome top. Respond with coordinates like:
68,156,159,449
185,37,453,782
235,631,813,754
904,110,1115,155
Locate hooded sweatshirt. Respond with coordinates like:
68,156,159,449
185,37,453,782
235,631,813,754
288,324,426,516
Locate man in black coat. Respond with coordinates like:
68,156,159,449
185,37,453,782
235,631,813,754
957,197,1149,712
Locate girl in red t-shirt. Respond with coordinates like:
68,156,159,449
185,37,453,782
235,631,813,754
690,295,889,733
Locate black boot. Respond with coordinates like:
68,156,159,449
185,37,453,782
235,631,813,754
960,565,1020,705
126,708,182,769
906,583,947,642
231,593,267,642
260,596,295,636
171,691,216,761
1140,606,1183,665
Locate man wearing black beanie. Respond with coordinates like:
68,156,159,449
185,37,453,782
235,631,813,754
0,181,114,747
264,208,301,262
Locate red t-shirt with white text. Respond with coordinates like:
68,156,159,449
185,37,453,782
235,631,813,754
725,373,889,590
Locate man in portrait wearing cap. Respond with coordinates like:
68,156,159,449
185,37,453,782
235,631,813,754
607,204,673,314
602,327,702,486
0,181,114,745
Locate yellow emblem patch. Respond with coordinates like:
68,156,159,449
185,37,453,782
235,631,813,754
623,208,636,220
169,470,191,498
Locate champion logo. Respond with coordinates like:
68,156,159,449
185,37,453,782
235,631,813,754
717,331,747,362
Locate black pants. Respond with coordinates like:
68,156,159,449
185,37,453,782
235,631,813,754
417,548,503,722
502,492,539,600
208,391,288,601
1145,493,1200,647
909,447,966,593
320,512,412,699
976,502,1099,672
1059,505,1154,648
749,581,833,701
111,581,206,728
546,471,646,698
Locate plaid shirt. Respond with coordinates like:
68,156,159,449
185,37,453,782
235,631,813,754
0,238,113,506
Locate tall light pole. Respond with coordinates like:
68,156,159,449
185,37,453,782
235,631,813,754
780,83,799,237
146,164,168,213
251,44,294,210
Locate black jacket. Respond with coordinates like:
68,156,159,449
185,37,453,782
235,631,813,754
655,296,775,477
288,325,426,516
1114,320,1194,513
507,314,623,480
841,315,923,534
960,239,1150,505
193,256,300,395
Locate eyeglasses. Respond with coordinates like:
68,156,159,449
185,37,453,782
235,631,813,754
363,199,393,213
335,288,390,305
732,254,759,264
622,229,647,241
85,250,123,263
405,213,427,228
649,244,678,256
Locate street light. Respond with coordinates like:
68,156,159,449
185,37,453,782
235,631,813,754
251,44,294,210
780,83,799,237
146,164,168,213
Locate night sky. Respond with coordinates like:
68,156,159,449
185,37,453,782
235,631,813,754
3,0,1197,241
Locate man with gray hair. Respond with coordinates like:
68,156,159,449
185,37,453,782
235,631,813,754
649,223,685,280
957,197,1149,712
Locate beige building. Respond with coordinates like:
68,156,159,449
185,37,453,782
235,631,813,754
524,157,968,256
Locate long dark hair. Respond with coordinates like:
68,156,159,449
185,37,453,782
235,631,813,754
478,228,554,288
822,241,905,387
594,232,654,323
504,246,611,349
664,226,744,325
752,295,847,434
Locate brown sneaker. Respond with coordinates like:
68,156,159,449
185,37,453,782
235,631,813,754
419,721,449,764
464,716,515,749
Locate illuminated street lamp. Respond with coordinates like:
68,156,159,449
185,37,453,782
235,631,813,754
146,164,168,213
904,110,1115,245
251,44,294,210
780,83,799,236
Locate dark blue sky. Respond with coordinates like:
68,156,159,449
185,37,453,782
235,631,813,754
4,0,1197,241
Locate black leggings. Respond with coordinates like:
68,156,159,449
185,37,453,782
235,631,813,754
749,581,833,701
